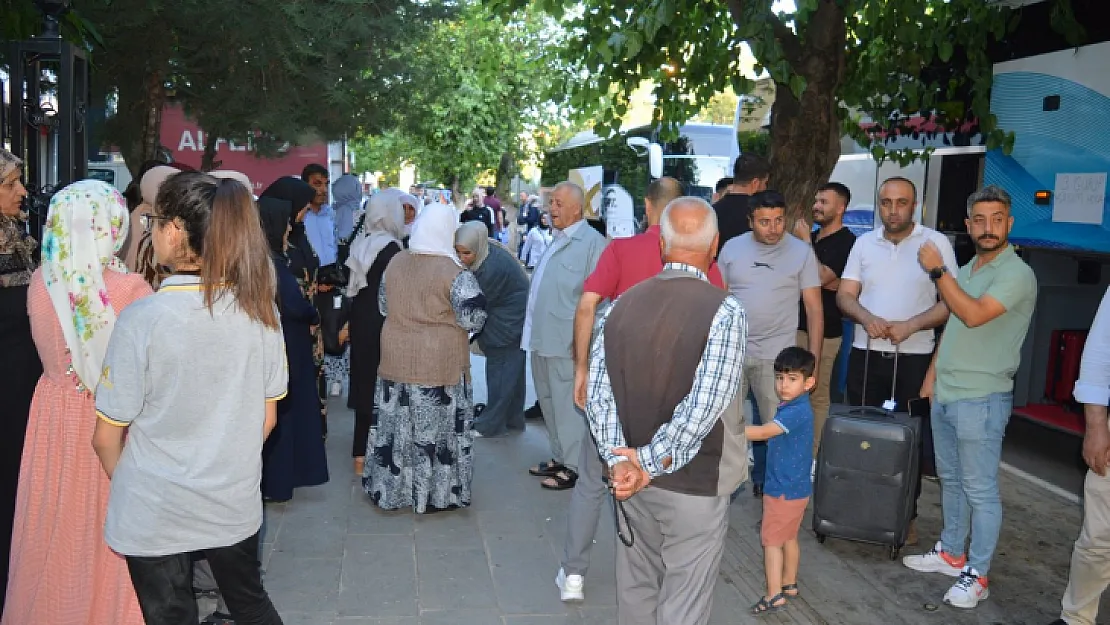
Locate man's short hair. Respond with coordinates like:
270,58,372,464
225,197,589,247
733,153,771,185
301,163,328,182
749,190,787,212
715,177,733,193
554,181,585,213
818,182,851,206
660,197,718,254
485,186,496,197
646,176,683,208
774,346,816,378
880,176,917,201
966,185,1012,216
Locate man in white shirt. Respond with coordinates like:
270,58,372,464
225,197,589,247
1052,286,1110,625
836,176,957,544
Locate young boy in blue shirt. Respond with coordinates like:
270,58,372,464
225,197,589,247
745,346,815,615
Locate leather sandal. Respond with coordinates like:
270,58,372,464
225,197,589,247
529,460,566,477
751,593,787,616
540,468,578,490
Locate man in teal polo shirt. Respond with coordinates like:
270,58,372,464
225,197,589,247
902,185,1037,610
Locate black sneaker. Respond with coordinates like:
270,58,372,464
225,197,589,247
524,401,543,419
752,483,764,498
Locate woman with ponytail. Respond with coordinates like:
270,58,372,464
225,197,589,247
92,172,286,625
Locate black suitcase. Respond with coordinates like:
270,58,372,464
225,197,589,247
812,346,922,560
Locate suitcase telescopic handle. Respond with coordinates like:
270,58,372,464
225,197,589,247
862,338,899,409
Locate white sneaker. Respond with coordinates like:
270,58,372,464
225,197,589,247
944,566,989,608
555,568,584,602
902,541,965,577
330,381,343,397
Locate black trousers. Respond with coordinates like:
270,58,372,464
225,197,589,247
845,348,935,521
125,532,282,625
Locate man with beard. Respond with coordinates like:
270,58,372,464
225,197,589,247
902,185,1036,610
837,176,957,545
795,182,856,459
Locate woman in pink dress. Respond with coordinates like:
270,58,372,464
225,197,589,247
2,180,151,625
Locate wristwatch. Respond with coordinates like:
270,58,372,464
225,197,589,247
928,266,948,281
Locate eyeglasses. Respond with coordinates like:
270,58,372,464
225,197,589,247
139,213,174,232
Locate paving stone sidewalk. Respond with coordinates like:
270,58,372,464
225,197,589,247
259,356,1103,624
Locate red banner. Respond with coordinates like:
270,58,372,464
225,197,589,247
159,105,329,195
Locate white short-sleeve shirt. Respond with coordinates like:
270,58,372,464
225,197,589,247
840,224,958,355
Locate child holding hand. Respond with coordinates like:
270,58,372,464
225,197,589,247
745,346,816,616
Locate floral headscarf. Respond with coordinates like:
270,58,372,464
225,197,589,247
41,180,130,392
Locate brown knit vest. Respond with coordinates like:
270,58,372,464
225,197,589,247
604,271,730,496
377,252,470,387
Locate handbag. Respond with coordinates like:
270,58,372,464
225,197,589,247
318,292,351,356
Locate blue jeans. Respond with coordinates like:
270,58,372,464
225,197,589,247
932,392,1012,576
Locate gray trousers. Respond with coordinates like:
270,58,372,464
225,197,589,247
616,487,729,625
531,353,585,472
561,425,611,576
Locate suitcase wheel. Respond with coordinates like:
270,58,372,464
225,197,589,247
889,546,901,561
815,533,826,544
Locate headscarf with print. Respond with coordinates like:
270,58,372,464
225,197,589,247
41,180,130,391
345,188,406,296
0,148,35,288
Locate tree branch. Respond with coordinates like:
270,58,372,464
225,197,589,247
725,0,803,65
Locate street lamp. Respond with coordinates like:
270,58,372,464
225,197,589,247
35,0,71,39
6,0,87,237
626,136,664,179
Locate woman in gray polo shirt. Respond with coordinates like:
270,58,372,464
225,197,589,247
92,172,287,625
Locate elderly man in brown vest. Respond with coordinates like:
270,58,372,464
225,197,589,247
585,197,749,625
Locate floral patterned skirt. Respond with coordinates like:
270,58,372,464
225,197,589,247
362,376,473,514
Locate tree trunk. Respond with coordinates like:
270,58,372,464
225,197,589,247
762,1,846,229
138,72,166,167
494,150,514,202
200,130,221,172
449,174,463,210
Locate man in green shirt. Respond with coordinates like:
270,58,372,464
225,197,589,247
901,185,1037,610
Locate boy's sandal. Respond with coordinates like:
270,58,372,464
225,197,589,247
782,583,800,598
540,468,579,490
751,593,787,616
529,460,566,477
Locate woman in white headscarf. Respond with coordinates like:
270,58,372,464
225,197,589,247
3,180,150,625
345,189,406,476
362,202,487,514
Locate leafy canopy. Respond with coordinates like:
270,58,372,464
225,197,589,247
498,0,1028,164
351,2,566,190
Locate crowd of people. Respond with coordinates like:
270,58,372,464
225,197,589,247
0,143,1108,625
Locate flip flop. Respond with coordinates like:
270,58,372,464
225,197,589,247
751,593,787,616
540,468,579,490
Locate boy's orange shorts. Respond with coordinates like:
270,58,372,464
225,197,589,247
761,494,810,547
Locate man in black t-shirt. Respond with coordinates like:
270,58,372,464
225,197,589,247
796,182,856,455
712,153,770,256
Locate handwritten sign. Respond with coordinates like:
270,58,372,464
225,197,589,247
1053,173,1107,225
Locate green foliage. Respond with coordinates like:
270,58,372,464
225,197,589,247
737,130,769,158
6,0,451,170
541,135,651,215
350,2,565,192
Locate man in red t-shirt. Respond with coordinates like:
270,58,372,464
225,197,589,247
551,177,726,603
